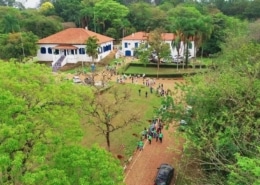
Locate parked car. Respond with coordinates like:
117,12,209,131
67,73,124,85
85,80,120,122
172,55,184,63
73,76,82,84
154,164,174,185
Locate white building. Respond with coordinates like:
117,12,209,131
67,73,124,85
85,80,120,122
121,31,195,58
37,28,114,71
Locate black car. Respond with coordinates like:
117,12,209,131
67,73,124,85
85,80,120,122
154,164,174,185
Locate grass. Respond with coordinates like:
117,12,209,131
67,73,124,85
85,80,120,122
124,65,208,75
81,83,162,163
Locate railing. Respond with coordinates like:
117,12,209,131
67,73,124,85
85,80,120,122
52,55,65,72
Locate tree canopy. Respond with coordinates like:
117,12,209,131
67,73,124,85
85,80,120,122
0,61,124,184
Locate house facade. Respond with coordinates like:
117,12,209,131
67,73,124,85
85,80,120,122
37,28,114,71
121,31,195,58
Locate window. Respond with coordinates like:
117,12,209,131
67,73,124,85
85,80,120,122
135,43,138,48
71,50,74,55
40,47,46,54
124,42,128,48
48,48,52,54
54,49,59,55
79,48,85,55
98,47,102,53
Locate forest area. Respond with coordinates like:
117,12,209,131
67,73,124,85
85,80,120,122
0,0,259,185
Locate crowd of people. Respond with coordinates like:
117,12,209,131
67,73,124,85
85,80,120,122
137,118,164,151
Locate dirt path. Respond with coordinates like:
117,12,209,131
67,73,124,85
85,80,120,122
124,124,183,185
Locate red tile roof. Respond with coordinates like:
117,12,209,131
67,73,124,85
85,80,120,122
122,31,148,40
122,32,176,41
38,28,114,45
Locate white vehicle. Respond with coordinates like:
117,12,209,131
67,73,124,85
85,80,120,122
73,76,82,83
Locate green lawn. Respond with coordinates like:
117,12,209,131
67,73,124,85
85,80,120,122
124,65,207,75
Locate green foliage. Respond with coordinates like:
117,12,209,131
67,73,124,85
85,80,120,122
22,15,62,38
85,36,99,62
228,150,260,185
0,32,38,61
148,28,171,77
94,0,129,33
0,62,124,184
134,43,151,66
175,41,260,184
53,145,124,185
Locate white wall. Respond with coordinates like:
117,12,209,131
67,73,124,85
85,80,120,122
37,41,114,64
121,40,195,58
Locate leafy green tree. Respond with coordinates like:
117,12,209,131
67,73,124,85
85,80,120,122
22,14,62,38
53,0,83,26
94,0,129,33
1,13,19,33
39,1,56,16
128,2,167,31
23,17,62,38
0,62,125,184
0,62,95,184
134,42,151,66
168,5,207,67
86,36,99,63
0,32,38,61
174,42,260,184
228,151,260,185
148,28,171,78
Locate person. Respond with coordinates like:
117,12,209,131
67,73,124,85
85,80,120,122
159,132,163,143
148,134,152,144
142,127,147,139
137,139,144,151
145,91,148,98
138,89,141,96
155,132,159,142
150,86,153,93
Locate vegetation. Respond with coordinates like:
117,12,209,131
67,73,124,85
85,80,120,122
157,26,260,185
1,0,260,61
0,61,126,184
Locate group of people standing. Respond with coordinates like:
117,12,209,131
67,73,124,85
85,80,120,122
137,118,164,151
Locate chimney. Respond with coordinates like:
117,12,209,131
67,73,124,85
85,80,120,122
132,33,134,37
85,26,88,30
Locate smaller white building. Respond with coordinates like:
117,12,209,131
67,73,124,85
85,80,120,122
37,28,114,71
121,31,195,58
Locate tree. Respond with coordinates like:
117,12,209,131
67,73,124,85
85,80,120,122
1,13,19,33
0,62,96,184
22,14,62,38
0,32,38,61
85,36,99,84
128,2,167,31
148,28,171,78
86,36,99,63
53,0,83,26
173,41,260,184
39,1,55,16
134,42,151,67
0,62,125,184
168,5,207,67
94,0,129,33
88,86,140,151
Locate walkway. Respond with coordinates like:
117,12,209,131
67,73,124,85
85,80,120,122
124,124,183,185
